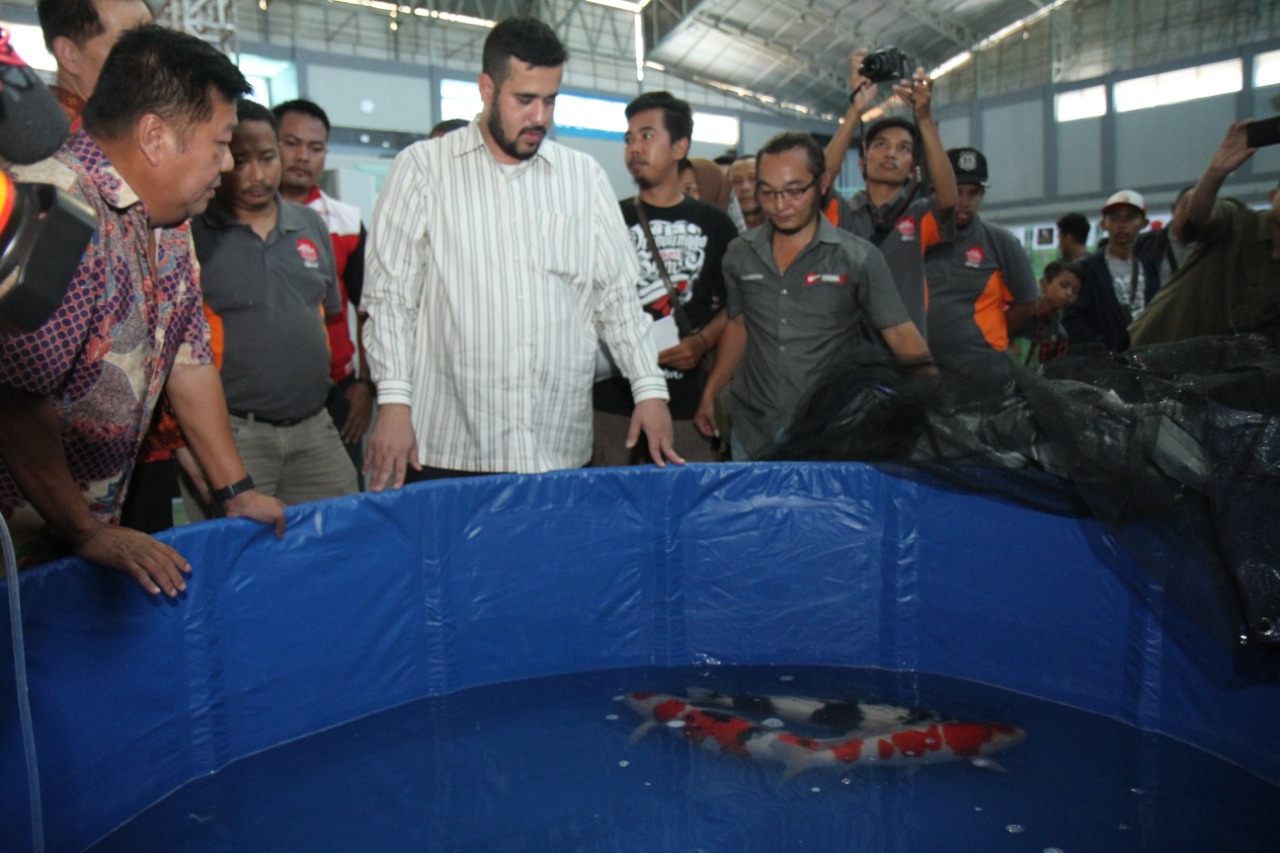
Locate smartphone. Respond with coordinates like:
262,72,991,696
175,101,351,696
1246,115,1280,148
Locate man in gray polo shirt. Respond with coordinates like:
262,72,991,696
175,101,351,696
189,100,358,510
693,131,935,461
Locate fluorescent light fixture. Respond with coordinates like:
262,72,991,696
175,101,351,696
931,0,1075,80
585,0,652,13
327,0,495,29
1113,60,1242,113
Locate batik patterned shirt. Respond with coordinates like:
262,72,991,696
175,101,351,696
1,132,213,525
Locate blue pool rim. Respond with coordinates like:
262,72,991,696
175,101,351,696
3,462,1279,852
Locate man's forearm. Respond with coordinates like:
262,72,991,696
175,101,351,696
0,387,100,542
918,114,957,216
165,362,248,491
1185,167,1229,238
825,104,864,184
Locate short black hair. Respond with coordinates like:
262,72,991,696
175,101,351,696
429,118,470,138
37,0,149,52
237,98,278,135
625,91,693,145
1042,260,1083,283
861,117,921,156
1056,212,1090,244
758,130,825,183
482,17,568,90
82,24,251,142
713,152,737,166
272,98,330,135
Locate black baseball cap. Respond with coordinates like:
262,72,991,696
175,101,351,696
948,147,989,188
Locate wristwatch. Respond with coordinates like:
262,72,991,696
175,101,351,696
213,475,255,504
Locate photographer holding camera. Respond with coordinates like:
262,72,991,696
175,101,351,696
1128,118,1280,346
822,48,957,340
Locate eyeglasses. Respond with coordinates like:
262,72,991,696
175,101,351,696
756,178,819,203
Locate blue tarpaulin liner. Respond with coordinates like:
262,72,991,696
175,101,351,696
3,463,1280,852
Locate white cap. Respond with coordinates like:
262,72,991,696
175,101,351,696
1102,189,1146,215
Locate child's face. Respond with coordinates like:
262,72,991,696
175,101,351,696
1042,271,1082,311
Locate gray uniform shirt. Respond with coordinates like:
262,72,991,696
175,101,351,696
725,216,909,459
924,216,1039,375
192,198,341,422
843,186,950,338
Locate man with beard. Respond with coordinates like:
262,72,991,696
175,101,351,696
0,27,285,595
188,100,357,511
362,17,679,486
693,132,934,461
593,91,738,464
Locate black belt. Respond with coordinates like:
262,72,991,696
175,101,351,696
228,407,323,427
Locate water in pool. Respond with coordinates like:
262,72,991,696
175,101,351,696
89,665,1278,852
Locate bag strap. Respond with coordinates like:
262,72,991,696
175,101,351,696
635,199,694,336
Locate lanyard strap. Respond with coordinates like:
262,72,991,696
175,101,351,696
634,199,694,337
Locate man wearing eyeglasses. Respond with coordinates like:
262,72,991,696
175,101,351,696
1062,189,1160,351
693,132,934,461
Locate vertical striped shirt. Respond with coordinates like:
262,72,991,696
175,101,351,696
363,120,666,473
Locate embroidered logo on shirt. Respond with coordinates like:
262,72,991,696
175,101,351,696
804,273,849,286
965,246,986,268
897,217,917,241
296,238,321,269
738,273,766,281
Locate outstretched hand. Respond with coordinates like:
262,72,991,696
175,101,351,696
73,522,191,598
626,398,685,468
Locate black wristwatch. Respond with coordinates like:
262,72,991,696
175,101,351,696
213,475,255,504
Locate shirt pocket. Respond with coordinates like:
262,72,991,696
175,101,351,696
537,213,588,287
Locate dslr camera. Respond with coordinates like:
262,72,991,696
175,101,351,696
860,47,914,84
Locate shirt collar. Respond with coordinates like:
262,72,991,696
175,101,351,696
850,183,914,216
744,212,845,266
199,194,301,234
64,131,142,212
455,116,557,171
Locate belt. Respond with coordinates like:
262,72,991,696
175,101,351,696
228,407,323,427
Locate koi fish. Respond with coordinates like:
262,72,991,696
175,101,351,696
683,687,942,735
772,721,1026,781
623,691,799,762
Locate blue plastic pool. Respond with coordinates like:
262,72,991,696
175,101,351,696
4,464,1279,852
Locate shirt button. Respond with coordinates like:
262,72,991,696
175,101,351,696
781,289,788,295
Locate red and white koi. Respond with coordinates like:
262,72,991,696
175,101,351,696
623,691,797,762
683,686,942,735
771,721,1027,781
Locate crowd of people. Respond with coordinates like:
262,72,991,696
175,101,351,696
1,4,1277,596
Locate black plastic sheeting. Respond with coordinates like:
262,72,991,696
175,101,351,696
771,334,1280,652
3,464,1280,852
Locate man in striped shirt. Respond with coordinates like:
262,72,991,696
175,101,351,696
362,17,680,488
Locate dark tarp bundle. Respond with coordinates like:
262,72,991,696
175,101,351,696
770,334,1280,651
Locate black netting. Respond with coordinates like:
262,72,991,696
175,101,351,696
767,335,1280,652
